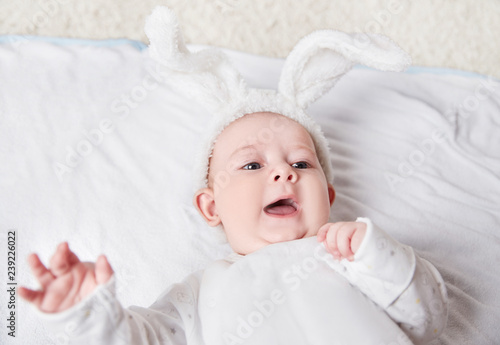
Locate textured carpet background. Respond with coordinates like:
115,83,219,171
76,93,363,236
0,0,499,78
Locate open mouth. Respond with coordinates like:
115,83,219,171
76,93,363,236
264,198,299,216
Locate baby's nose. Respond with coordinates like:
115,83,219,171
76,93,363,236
272,166,297,183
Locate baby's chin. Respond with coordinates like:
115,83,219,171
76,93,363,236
228,226,318,255
262,226,312,244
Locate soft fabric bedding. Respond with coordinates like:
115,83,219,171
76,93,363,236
0,37,499,344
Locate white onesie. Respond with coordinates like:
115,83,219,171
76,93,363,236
39,218,448,345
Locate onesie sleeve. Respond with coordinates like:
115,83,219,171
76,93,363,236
35,272,203,345
329,218,448,345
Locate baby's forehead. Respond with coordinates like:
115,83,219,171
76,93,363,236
229,111,291,127
221,112,310,138
229,110,307,133
213,112,317,157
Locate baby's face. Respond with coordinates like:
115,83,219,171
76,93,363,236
204,112,334,255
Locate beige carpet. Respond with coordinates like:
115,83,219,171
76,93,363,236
1,0,499,78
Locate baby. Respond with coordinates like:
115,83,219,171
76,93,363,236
21,6,448,344
20,111,448,345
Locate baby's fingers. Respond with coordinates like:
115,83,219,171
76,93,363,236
18,286,44,308
95,255,114,285
27,253,54,289
324,223,345,259
49,242,80,277
336,226,356,261
316,223,333,242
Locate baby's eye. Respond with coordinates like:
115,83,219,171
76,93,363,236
242,162,261,170
292,161,310,169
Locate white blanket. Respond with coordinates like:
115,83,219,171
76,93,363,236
0,37,499,344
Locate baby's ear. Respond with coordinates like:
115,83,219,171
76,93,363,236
328,183,336,206
193,188,221,227
278,31,411,109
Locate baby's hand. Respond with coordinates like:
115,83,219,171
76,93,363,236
19,242,113,313
317,222,367,261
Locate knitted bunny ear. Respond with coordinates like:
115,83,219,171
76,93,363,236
279,30,412,109
144,6,247,113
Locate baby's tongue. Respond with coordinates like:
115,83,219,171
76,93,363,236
266,204,296,215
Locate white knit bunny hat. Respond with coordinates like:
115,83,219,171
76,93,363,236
145,6,411,190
